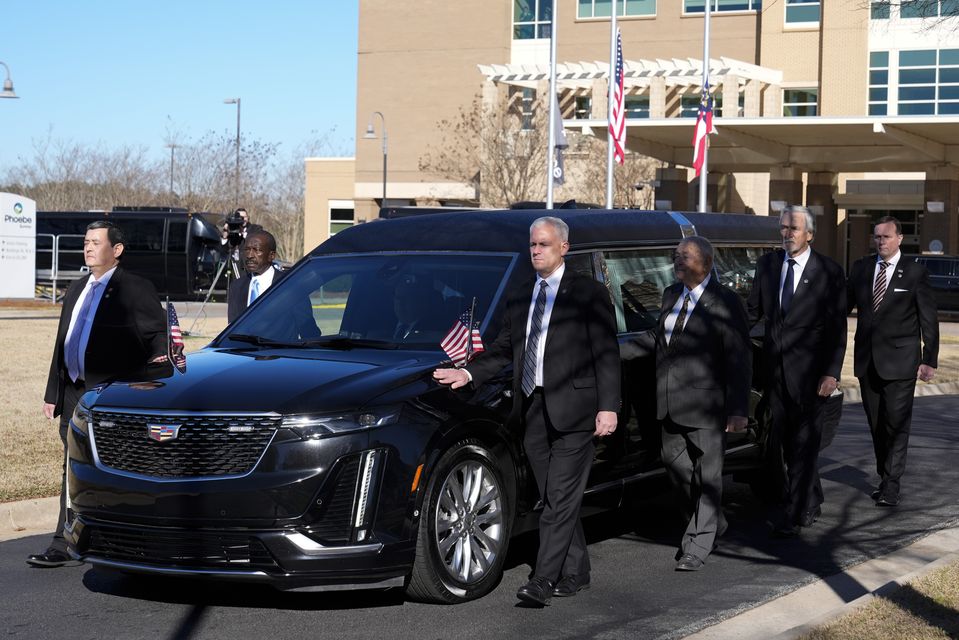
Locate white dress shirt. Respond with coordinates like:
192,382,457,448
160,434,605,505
779,246,812,305
249,267,276,303
65,266,117,380
524,262,565,388
665,274,710,345
873,250,900,290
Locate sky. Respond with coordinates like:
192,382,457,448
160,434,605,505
0,1,358,172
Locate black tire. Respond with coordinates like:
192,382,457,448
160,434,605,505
406,439,512,604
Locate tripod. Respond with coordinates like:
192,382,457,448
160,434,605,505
187,248,241,336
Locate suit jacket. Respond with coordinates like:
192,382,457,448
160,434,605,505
847,254,939,380
653,279,751,430
44,267,167,417
467,269,621,432
747,248,847,402
227,266,286,323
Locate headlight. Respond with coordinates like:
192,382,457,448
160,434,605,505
281,406,400,440
71,403,92,436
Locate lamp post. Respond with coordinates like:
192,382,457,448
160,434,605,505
223,97,241,208
0,61,18,99
364,111,387,202
165,143,177,201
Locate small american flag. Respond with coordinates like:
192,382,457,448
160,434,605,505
692,85,717,176
167,302,187,374
609,28,626,165
440,309,484,367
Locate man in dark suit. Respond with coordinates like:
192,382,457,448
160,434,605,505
625,236,751,571
847,216,938,507
748,205,847,537
434,216,620,606
30,221,167,568
227,230,285,323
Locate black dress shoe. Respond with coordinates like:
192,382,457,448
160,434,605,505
870,489,882,501
800,505,822,527
553,573,590,597
877,494,900,507
675,553,704,571
517,576,554,606
26,548,82,568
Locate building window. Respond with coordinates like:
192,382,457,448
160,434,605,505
898,48,959,115
785,0,820,24
574,96,592,119
869,51,889,115
625,96,650,118
577,0,656,18
330,206,355,236
783,88,818,116
683,0,761,13
901,0,959,17
510,86,537,129
871,1,891,19
514,0,552,39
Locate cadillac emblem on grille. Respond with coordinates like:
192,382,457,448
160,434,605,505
148,423,182,442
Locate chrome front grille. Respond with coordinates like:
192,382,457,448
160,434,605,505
90,410,280,478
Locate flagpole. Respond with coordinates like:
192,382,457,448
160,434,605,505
698,0,712,213
546,0,559,210
605,0,618,209
465,296,477,363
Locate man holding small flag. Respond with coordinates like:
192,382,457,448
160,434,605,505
434,216,620,606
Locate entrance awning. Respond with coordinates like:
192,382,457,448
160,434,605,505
575,116,959,173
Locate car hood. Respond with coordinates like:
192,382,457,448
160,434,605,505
84,348,445,415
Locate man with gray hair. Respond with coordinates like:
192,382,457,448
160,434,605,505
435,215,620,605
748,205,847,537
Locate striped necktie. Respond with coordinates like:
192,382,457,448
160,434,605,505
521,281,548,396
873,261,889,311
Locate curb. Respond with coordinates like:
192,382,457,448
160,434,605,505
841,381,959,404
0,496,58,542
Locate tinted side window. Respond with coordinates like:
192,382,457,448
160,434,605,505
713,246,771,301
921,258,956,277
602,249,674,334
120,219,164,252
167,220,188,253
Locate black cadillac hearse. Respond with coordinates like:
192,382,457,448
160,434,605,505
65,209,782,603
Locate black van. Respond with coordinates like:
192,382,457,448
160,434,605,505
64,209,782,603
37,206,225,299
909,254,959,312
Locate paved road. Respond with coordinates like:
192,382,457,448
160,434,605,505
2,396,958,640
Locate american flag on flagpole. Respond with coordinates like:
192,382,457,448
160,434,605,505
692,85,717,176
440,309,485,367
609,28,626,165
167,302,187,374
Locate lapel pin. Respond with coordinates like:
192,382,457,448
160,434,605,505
803,279,809,284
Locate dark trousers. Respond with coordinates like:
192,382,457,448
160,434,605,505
769,374,825,526
522,390,594,582
661,418,726,561
859,361,917,499
52,378,85,552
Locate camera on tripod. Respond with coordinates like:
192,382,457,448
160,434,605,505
225,208,247,247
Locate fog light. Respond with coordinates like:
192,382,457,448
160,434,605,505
353,449,385,543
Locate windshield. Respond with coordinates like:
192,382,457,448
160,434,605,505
220,253,515,350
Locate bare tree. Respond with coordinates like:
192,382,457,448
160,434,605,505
420,91,550,208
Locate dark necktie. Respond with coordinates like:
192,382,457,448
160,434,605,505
671,292,691,344
521,281,548,396
64,280,102,383
780,258,797,315
873,261,889,311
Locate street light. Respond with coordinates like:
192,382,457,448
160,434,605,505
1,61,18,99
364,111,387,202
223,97,241,208
165,143,177,200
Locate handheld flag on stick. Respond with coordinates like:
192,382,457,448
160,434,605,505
167,301,187,374
692,85,717,177
440,298,484,367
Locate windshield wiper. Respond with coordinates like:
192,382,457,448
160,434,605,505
226,333,304,348
296,336,398,350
